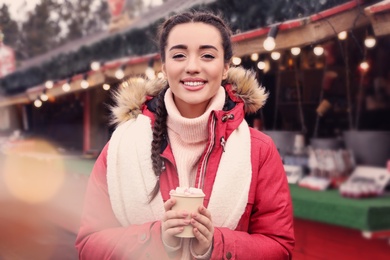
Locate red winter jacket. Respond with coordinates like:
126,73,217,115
75,67,294,259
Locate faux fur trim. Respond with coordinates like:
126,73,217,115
111,66,268,125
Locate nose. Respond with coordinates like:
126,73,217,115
185,57,200,74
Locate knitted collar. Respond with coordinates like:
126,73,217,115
165,87,226,144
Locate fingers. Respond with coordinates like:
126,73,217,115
163,198,176,212
191,206,214,238
162,199,191,236
161,201,191,247
190,206,214,255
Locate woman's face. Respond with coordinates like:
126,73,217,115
162,22,229,118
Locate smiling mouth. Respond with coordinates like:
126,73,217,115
181,81,206,86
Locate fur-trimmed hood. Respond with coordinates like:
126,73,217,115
110,66,268,125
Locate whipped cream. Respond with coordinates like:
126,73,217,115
169,187,205,197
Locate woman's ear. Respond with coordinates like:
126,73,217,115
161,64,167,79
222,63,229,80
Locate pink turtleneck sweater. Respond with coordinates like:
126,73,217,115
164,87,226,188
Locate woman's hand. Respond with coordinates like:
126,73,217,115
161,198,190,248
190,206,214,255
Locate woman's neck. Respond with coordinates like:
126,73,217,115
173,98,212,118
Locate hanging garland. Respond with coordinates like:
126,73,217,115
0,0,352,95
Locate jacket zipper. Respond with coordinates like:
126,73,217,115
197,113,217,189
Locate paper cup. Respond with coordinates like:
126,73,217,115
170,194,205,238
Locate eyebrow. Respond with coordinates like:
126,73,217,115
168,44,218,51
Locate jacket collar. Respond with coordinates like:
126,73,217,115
110,66,268,125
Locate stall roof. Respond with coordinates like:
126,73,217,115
1,0,387,108
365,0,390,36
231,0,371,57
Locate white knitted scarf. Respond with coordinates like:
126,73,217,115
107,114,252,255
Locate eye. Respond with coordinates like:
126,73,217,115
202,54,215,60
172,53,186,60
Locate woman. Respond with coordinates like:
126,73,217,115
76,11,294,259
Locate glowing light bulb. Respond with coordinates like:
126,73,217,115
81,79,89,89
62,83,71,92
338,31,347,40
360,61,369,71
364,36,376,48
102,83,110,90
263,36,276,51
45,80,53,89
40,93,48,102
90,61,101,71
232,57,242,66
251,53,259,61
257,61,266,70
291,47,301,56
313,46,324,56
271,52,281,61
145,67,156,80
115,68,125,80
34,99,42,108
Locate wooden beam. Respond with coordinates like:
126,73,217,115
0,94,29,108
365,0,390,36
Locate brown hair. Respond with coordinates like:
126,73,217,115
149,11,233,202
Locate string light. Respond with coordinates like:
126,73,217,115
145,59,156,80
90,61,101,71
40,91,48,102
102,83,110,90
257,61,266,70
45,80,53,89
271,52,281,60
364,36,376,48
313,46,324,56
115,66,125,80
291,47,301,56
80,74,89,89
338,31,347,40
250,53,259,61
263,24,279,51
34,99,42,108
81,79,89,89
232,56,242,66
359,61,369,72
62,82,71,92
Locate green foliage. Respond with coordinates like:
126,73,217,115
0,4,19,47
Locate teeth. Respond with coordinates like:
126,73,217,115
183,81,204,86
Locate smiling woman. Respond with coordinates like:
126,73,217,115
75,10,294,260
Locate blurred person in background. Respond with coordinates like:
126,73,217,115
76,10,294,259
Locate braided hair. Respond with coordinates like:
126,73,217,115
149,86,168,202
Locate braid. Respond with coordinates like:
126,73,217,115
149,86,169,202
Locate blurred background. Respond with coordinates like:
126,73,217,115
0,0,390,259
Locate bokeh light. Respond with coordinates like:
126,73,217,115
2,139,65,204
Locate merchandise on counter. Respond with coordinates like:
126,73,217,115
307,147,355,187
284,164,304,184
339,166,390,198
298,175,331,190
